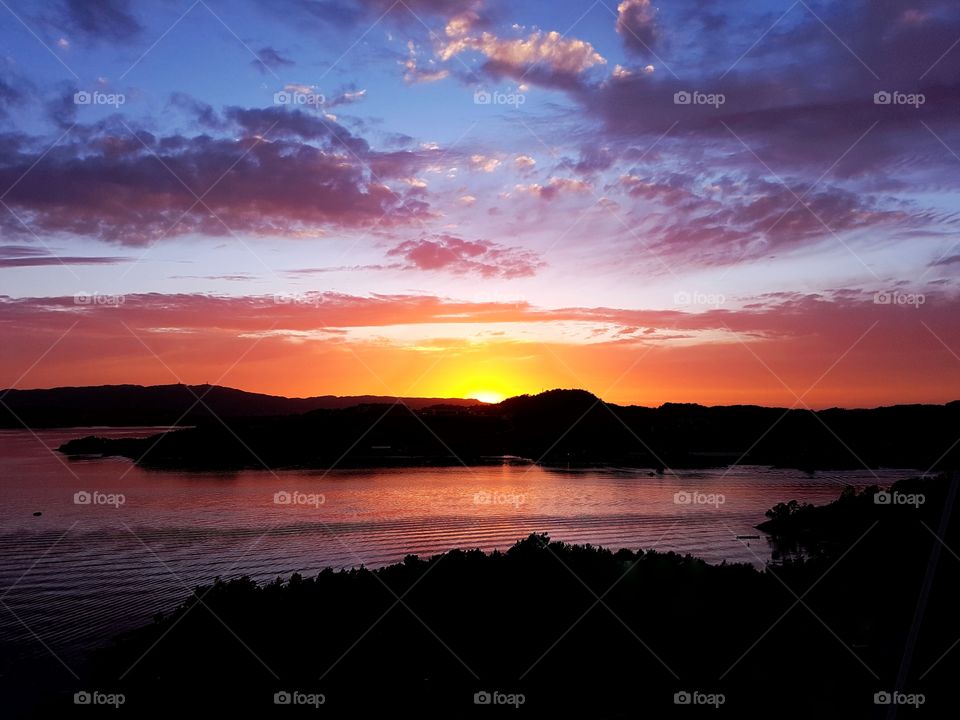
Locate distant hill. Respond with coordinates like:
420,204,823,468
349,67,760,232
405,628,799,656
0,383,481,428
55,388,960,471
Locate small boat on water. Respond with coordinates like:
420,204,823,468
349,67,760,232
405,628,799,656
736,534,760,540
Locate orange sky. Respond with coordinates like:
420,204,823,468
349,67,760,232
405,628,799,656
3,291,959,409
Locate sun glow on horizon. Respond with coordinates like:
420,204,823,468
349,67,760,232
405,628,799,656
467,390,506,404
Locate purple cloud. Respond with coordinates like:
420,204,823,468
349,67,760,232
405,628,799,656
0,106,444,245
387,234,544,278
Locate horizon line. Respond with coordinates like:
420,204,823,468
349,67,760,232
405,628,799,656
3,381,958,413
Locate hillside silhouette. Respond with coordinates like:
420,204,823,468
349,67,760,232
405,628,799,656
0,383,480,428
57,388,960,471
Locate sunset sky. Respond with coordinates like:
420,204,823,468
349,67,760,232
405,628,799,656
1,0,959,407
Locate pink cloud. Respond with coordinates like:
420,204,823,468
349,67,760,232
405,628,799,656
515,177,591,200
440,15,606,89
616,0,661,56
386,234,544,278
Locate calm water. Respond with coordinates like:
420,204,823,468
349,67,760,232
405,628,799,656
0,427,921,672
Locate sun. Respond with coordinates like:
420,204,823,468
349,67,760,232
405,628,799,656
468,390,505,404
